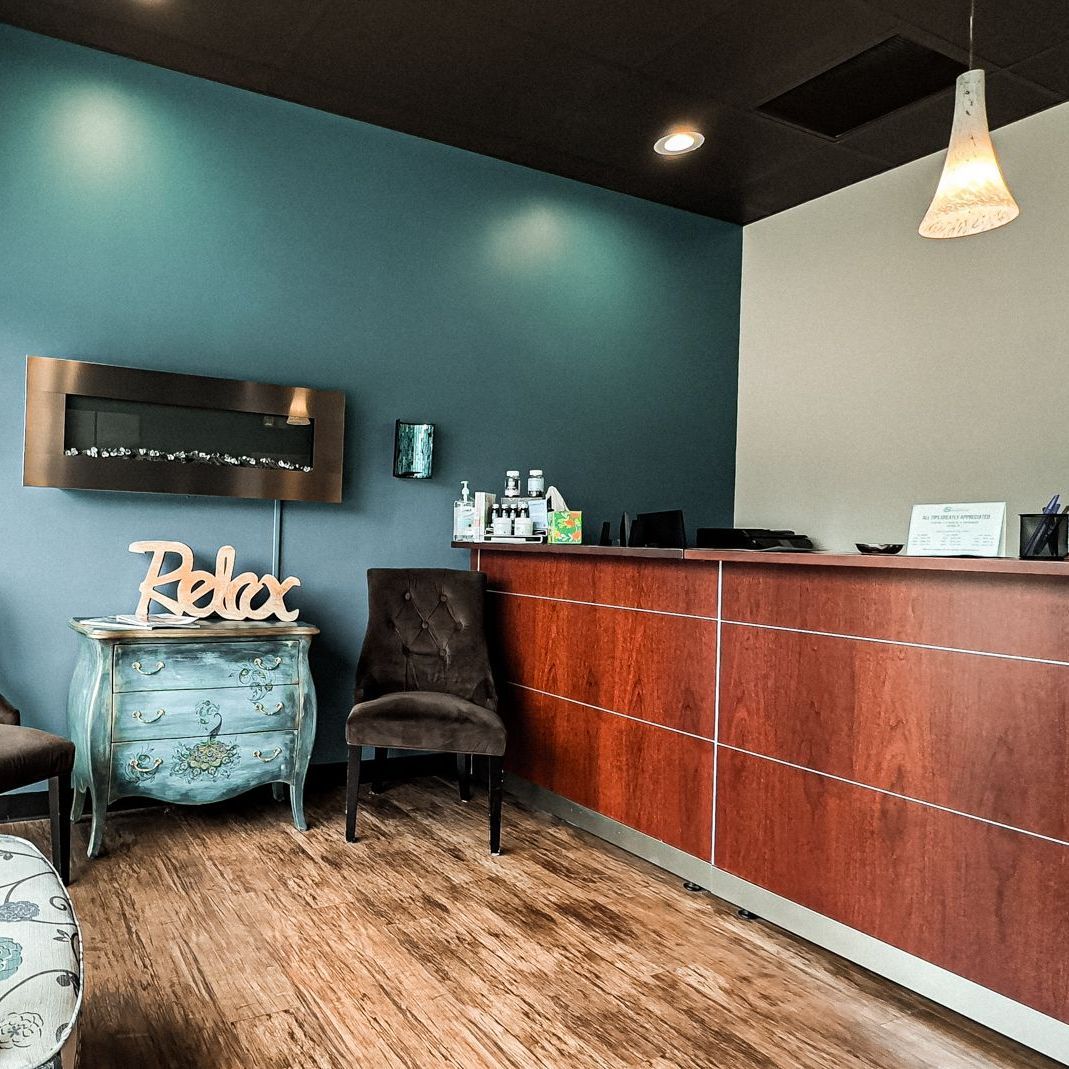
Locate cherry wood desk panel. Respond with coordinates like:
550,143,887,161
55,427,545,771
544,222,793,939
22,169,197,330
477,548,718,617
479,547,716,856
715,748,1069,1024
720,562,1069,662
720,625,1069,842
491,594,715,738
505,685,713,859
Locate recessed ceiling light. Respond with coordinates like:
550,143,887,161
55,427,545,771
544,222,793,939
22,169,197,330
654,130,704,156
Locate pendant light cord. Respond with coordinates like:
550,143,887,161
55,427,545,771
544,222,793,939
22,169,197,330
969,0,975,70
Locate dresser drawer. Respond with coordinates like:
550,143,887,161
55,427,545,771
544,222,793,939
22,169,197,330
114,640,300,692
111,730,296,803
112,685,300,742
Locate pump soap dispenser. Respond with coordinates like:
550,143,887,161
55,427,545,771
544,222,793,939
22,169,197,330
453,481,476,541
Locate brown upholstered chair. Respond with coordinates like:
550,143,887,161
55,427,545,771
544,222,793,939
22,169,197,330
0,692,74,883
345,568,506,854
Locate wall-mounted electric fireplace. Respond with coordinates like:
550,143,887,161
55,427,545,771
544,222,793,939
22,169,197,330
24,357,345,502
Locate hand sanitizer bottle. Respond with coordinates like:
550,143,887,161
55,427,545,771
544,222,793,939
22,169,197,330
453,481,476,541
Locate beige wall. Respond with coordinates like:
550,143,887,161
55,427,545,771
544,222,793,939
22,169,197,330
735,100,1069,553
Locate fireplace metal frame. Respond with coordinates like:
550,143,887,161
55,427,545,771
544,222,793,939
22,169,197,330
24,356,345,503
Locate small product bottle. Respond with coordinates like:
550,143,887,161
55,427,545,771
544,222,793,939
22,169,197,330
514,504,534,538
453,481,476,542
492,503,512,537
527,469,545,497
504,470,521,498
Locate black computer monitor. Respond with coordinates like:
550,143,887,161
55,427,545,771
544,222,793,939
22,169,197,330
629,509,686,549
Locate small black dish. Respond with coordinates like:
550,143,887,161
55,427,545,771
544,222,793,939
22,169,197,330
856,543,904,555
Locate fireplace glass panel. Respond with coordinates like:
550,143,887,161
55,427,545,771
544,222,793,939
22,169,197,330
64,395,315,472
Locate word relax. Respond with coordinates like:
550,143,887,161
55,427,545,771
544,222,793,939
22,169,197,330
130,541,300,621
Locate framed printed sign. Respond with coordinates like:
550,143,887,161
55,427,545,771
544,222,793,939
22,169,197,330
905,502,1006,557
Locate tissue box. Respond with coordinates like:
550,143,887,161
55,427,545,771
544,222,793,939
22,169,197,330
548,511,582,544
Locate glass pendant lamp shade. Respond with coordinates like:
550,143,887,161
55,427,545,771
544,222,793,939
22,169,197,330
919,69,1019,239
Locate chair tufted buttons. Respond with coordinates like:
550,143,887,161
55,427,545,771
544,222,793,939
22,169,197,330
440,593,448,602
421,621,429,630
404,592,412,601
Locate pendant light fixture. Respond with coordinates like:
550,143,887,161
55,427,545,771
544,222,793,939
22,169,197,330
918,0,1019,239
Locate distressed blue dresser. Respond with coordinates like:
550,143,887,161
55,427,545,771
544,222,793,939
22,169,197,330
67,618,319,857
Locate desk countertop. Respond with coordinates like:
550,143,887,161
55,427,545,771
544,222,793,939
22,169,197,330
455,541,1069,578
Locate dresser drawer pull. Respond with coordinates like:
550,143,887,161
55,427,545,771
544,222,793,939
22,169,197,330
253,748,283,763
129,756,164,774
131,660,165,676
254,656,284,671
132,708,166,724
254,702,285,715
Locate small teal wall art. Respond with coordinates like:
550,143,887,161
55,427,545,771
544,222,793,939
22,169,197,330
393,421,434,479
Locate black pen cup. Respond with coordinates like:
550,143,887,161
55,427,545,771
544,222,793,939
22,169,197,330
1019,513,1069,560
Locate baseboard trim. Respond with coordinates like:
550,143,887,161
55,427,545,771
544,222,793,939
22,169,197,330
505,774,1069,1065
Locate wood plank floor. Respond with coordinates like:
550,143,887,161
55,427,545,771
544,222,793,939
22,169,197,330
6,777,1056,1069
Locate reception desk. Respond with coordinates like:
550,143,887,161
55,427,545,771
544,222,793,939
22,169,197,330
460,543,1069,1061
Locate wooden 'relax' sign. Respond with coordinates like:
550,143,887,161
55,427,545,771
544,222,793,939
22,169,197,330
129,541,301,622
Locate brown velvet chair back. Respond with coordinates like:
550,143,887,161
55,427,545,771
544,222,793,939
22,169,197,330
0,694,20,727
354,568,497,711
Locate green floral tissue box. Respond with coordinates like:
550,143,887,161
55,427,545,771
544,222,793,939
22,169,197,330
548,511,582,543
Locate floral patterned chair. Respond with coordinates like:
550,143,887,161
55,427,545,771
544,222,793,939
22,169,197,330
0,834,82,1068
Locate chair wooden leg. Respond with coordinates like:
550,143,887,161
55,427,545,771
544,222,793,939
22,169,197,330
48,776,72,885
345,746,361,843
488,756,503,856
457,753,472,802
371,747,388,794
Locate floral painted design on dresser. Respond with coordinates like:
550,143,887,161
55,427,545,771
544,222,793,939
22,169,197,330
173,696,237,782
239,657,283,703
195,698,223,730
172,737,241,783
124,752,163,783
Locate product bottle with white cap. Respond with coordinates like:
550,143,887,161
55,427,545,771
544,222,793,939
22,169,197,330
453,481,475,541
514,504,534,537
492,503,512,537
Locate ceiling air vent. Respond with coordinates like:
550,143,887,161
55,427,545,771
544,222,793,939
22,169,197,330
756,35,967,139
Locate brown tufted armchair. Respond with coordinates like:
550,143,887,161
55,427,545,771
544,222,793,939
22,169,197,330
0,691,74,883
345,568,506,854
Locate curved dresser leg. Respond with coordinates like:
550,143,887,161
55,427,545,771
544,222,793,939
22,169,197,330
272,782,287,803
289,775,308,832
87,788,107,859
71,788,86,824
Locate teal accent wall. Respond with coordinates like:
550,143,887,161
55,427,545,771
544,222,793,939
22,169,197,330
0,26,741,768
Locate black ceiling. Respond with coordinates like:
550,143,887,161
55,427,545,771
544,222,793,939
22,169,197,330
1,0,1067,223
